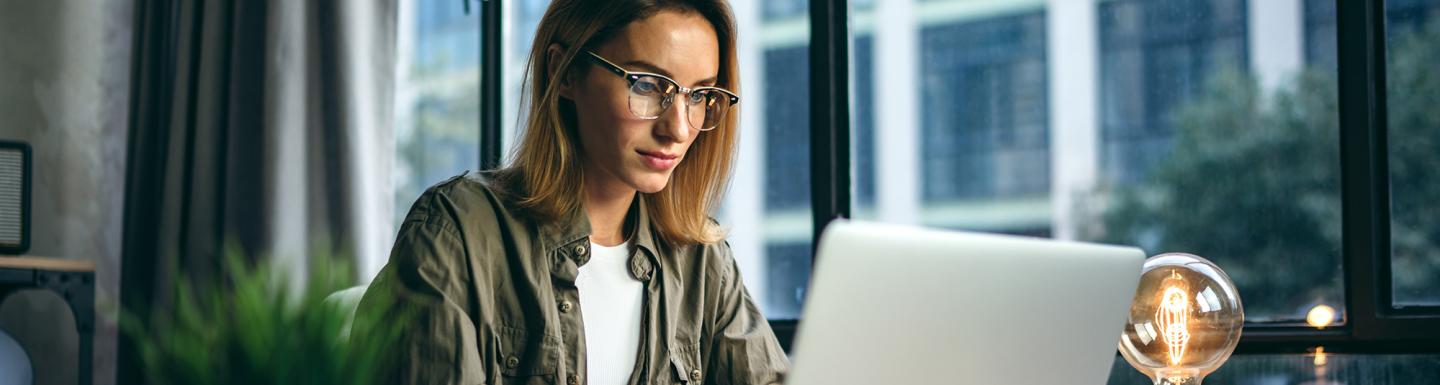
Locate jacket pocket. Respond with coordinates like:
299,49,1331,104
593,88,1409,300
668,343,703,384
497,326,560,384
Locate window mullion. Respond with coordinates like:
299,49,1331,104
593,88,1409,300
480,0,503,170
1335,0,1392,341
809,0,853,262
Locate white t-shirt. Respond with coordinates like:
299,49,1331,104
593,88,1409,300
575,239,643,385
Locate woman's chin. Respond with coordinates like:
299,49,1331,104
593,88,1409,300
630,174,672,194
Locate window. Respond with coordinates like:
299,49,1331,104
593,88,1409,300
1099,0,1343,325
394,0,483,226
1302,0,1337,71
1383,0,1440,307
919,11,1049,207
852,0,1342,325
1098,0,1247,186
1304,0,1440,310
502,0,551,151
748,38,814,319
852,1,1051,236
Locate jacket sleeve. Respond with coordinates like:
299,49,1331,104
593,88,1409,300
353,190,487,384
706,241,791,385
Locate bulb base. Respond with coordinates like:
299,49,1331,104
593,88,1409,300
1154,377,1200,385
1153,368,1202,385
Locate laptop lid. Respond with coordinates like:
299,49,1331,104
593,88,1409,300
786,219,1144,385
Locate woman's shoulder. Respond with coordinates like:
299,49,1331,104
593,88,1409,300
401,169,520,230
422,168,513,196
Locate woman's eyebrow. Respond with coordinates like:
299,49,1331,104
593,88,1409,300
622,60,718,87
621,60,673,78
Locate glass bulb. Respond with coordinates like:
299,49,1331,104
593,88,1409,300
1119,253,1243,385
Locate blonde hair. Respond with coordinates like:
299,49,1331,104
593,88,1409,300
500,0,740,246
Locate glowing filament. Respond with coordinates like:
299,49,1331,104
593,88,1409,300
1156,285,1191,366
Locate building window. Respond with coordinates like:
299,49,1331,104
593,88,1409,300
1098,0,1248,186
920,11,1049,204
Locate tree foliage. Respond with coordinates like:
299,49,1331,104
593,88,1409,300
1095,21,1440,320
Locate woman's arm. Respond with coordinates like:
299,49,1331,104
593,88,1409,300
706,241,791,385
353,190,487,384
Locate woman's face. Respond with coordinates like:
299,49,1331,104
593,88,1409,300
563,10,720,195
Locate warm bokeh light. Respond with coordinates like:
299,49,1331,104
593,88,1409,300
1307,305,1336,329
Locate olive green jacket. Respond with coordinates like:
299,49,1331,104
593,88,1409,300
354,171,790,385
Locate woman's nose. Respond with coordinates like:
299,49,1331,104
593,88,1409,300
655,96,693,143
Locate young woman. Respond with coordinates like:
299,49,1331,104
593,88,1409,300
355,1,790,384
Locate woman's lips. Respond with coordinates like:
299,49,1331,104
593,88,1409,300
638,150,679,170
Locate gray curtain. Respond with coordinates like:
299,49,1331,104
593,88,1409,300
120,0,396,383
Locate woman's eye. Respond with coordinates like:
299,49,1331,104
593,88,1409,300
633,79,661,95
688,91,706,104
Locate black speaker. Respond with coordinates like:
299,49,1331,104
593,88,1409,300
0,141,30,255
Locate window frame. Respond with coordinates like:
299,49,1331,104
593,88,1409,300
479,0,503,170
475,0,1440,354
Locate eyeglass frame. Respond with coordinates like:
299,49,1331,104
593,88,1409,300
583,50,740,131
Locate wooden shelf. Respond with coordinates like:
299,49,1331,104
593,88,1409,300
0,256,96,272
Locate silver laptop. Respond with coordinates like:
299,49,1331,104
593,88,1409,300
786,219,1144,385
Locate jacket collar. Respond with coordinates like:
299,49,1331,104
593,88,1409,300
544,193,661,282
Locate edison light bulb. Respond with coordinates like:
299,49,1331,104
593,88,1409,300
1119,253,1243,385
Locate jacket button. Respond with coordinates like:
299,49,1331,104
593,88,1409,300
505,356,519,368
567,374,579,385
574,244,588,256
690,369,702,381
559,300,574,313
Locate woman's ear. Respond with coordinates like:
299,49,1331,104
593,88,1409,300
547,44,576,99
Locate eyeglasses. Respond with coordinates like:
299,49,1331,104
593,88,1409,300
584,51,739,131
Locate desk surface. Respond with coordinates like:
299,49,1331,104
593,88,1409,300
0,256,95,272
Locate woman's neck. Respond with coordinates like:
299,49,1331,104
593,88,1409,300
583,175,636,247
